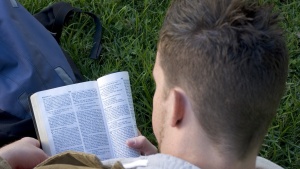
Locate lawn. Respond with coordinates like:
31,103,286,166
21,0,299,168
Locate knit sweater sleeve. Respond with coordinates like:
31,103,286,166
0,156,12,169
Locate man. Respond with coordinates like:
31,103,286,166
0,0,288,168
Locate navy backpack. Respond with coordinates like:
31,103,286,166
0,0,102,146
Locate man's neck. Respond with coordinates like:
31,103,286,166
159,118,257,169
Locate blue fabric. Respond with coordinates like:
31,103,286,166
0,0,76,119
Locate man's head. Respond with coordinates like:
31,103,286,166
153,0,288,160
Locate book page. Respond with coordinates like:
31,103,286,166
97,71,140,158
30,81,113,160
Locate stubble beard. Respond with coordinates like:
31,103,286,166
157,111,167,153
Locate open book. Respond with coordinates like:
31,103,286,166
30,71,140,160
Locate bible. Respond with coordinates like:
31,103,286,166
30,71,140,160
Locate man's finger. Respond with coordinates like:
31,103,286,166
20,137,40,148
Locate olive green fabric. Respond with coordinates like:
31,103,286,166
35,151,124,169
0,156,11,169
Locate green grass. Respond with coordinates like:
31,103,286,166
21,0,299,168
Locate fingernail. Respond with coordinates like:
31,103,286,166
126,138,136,145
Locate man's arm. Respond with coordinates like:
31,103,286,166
126,136,158,155
0,137,48,169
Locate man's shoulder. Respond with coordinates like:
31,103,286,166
103,154,283,169
256,156,283,169
103,153,200,169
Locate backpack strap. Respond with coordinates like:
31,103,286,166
34,2,102,59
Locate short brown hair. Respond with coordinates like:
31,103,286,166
158,0,288,159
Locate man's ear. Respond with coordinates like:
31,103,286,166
168,88,188,127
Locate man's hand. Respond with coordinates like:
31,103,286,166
126,136,158,155
0,137,48,169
